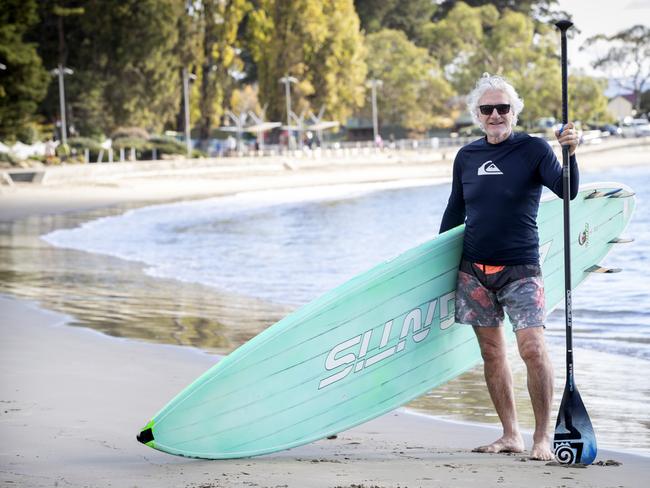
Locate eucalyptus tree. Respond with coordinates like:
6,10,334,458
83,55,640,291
354,0,437,42
248,0,366,125
365,29,454,132
432,0,567,21
194,0,251,145
422,3,564,127
569,75,610,124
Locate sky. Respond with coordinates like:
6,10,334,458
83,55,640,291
556,0,650,77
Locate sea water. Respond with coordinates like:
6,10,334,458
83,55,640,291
42,169,650,360
29,164,650,453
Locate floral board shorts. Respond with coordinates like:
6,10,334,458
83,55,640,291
455,259,546,331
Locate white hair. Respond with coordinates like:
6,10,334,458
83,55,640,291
467,73,524,128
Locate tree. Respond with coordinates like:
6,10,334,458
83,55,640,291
433,0,564,21
195,0,251,145
354,0,438,42
640,89,650,118
568,74,610,124
381,0,438,41
420,2,494,70
31,0,186,137
29,1,86,135
353,0,398,34
230,84,262,115
583,25,650,113
422,3,565,127
0,0,50,142
86,0,183,133
51,3,84,67
248,0,366,125
309,0,367,122
248,0,326,124
365,29,454,132
173,1,203,135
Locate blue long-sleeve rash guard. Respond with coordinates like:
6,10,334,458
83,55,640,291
439,132,579,265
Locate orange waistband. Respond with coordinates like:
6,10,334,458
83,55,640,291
473,263,506,275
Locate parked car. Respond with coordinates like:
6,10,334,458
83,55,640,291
597,123,622,136
620,118,650,137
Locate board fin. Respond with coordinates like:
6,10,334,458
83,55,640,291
585,190,607,199
608,189,635,198
604,188,623,197
585,188,635,200
608,237,634,244
585,264,622,274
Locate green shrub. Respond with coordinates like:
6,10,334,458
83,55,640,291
149,135,183,146
149,135,187,158
109,134,198,161
112,137,151,151
68,136,102,151
68,137,103,161
16,122,45,144
55,143,71,158
0,151,19,165
111,126,150,140
112,137,152,161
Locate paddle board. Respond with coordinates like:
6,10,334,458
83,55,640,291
137,182,635,459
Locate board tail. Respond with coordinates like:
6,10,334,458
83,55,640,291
137,420,156,448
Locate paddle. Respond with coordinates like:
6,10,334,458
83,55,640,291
552,19,598,465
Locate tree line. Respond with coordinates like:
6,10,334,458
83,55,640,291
0,0,647,146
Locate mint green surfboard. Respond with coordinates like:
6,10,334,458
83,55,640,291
137,182,635,459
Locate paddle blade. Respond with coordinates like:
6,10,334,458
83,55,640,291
553,382,597,464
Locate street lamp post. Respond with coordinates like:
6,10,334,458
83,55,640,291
279,75,298,127
51,64,74,146
367,79,383,143
182,68,197,158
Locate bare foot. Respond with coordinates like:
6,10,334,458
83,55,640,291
473,435,525,454
530,440,554,461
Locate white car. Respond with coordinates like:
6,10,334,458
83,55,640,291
620,118,650,137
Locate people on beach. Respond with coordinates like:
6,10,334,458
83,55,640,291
439,73,580,461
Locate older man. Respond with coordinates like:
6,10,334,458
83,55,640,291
439,73,580,460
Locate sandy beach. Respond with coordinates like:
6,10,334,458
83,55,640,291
1,140,649,487
2,296,648,488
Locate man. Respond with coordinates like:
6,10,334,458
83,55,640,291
439,74,579,461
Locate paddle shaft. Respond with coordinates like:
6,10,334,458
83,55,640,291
557,20,574,391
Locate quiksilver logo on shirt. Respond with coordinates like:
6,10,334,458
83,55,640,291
478,160,503,175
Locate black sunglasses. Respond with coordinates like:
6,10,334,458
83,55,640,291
479,104,511,115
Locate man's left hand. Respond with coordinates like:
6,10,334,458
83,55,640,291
555,122,579,156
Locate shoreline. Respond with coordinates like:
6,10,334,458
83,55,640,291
1,295,648,488
1,138,648,222
1,145,649,486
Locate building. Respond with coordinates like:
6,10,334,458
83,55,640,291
607,94,636,120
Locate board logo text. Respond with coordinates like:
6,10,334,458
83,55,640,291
318,292,455,389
